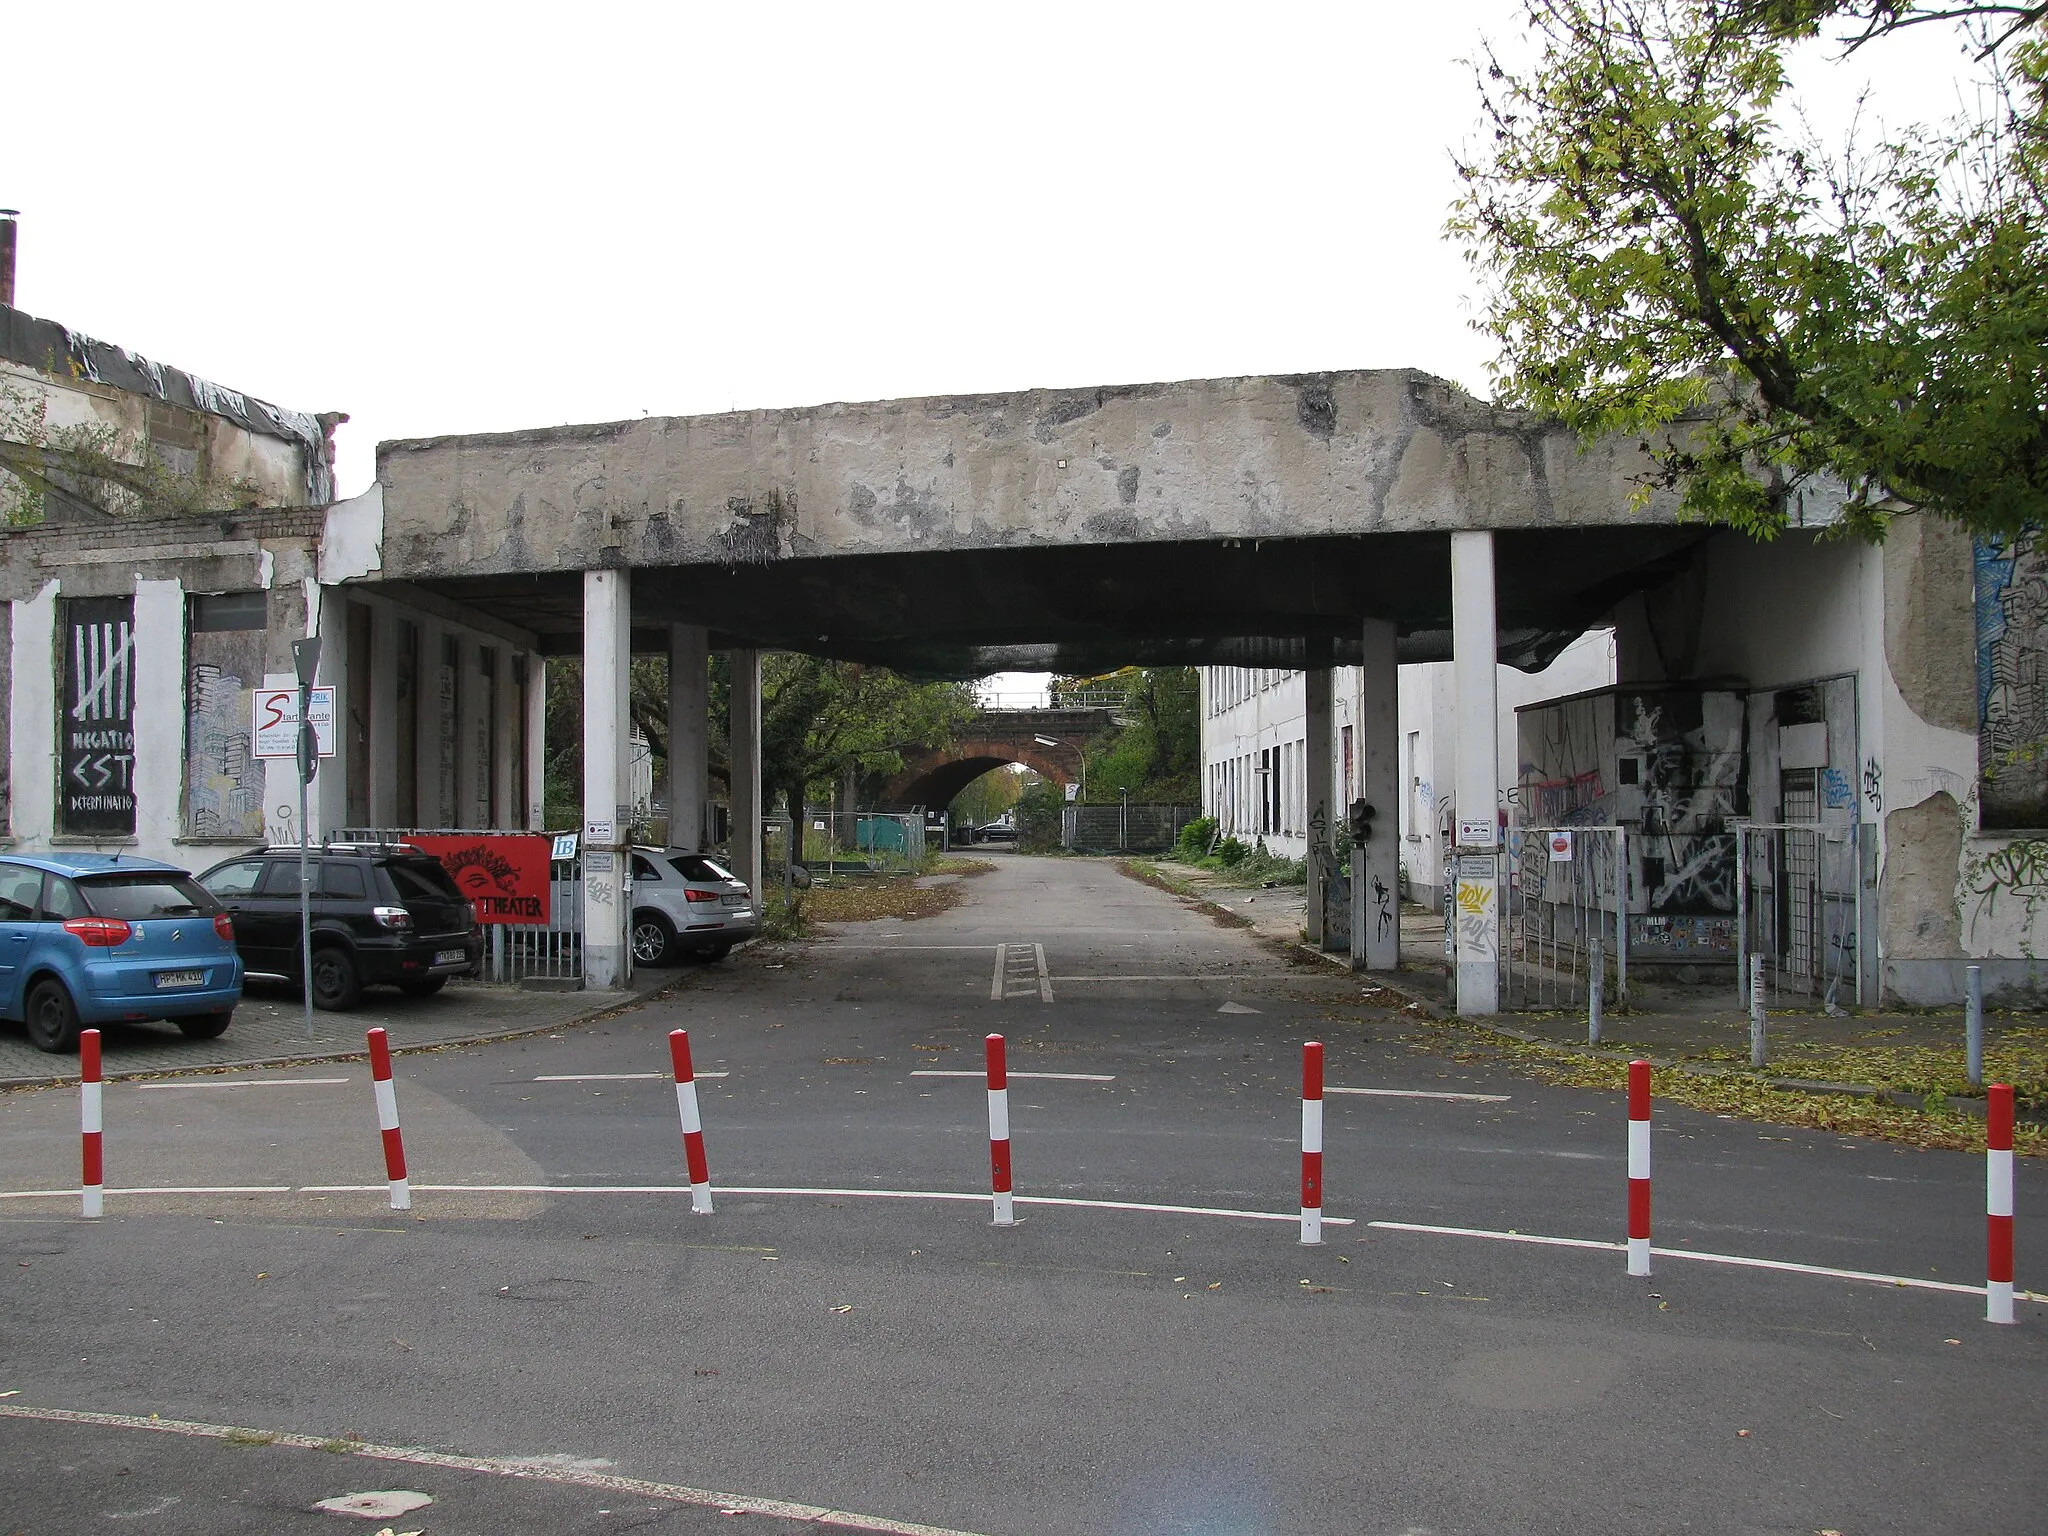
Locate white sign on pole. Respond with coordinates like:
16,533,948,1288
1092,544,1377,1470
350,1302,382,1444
1457,817,1498,849
1064,783,1080,802
1548,830,1575,863
550,832,580,861
252,688,336,759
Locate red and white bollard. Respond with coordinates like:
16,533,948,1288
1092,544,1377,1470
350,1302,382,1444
1988,1081,2016,1326
986,1032,1015,1226
366,1028,411,1211
1627,1059,1652,1276
1300,1041,1324,1245
668,1029,714,1214
80,1028,103,1220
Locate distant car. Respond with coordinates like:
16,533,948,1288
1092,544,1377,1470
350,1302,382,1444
0,853,244,1054
196,844,482,1010
975,816,1018,844
628,849,758,966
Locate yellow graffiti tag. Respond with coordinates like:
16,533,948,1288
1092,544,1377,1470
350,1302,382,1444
1455,881,1492,915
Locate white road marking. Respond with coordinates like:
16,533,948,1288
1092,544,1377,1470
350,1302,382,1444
136,1078,349,1090
1034,942,1053,1003
533,1073,729,1082
0,1404,990,1536
0,1186,292,1199
989,943,1007,1001
1217,1002,1260,1015
284,1183,1354,1224
1367,1220,2048,1303
910,1070,1116,1082
1048,976,1296,983
1326,1087,1511,1103
827,945,999,951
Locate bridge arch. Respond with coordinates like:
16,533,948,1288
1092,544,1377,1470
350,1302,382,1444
881,741,1072,810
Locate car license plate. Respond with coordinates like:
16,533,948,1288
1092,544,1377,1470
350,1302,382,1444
721,894,749,905
154,970,204,990
434,948,467,965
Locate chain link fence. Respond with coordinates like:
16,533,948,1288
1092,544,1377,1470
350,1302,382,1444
1061,804,1200,853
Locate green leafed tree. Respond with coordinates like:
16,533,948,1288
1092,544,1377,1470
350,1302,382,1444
1069,667,1202,804
1449,0,2048,539
543,652,974,834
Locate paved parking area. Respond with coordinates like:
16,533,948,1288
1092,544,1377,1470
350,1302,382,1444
0,970,682,1087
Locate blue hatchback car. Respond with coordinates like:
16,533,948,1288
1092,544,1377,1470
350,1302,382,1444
0,854,245,1053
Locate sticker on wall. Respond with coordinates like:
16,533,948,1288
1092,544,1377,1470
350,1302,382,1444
1457,818,1498,849
1547,830,1574,862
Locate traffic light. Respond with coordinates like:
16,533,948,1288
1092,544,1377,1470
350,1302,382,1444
1347,799,1376,842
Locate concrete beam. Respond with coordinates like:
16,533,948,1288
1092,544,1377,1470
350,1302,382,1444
375,371,1682,586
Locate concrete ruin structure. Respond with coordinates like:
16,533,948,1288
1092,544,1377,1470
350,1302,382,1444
0,238,2037,1010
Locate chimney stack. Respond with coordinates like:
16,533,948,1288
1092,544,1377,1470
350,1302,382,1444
0,211,16,309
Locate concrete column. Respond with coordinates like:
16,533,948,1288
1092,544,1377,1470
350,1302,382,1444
1304,660,1333,947
1451,530,1501,1015
728,647,763,901
368,605,400,826
492,648,520,829
667,624,709,851
414,624,443,826
582,571,632,989
525,656,548,829
132,578,184,859
1353,617,1400,970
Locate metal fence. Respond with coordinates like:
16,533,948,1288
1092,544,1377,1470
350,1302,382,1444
1500,826,1629,1010
1737,821,1865,1010
1062,803,1201,853
800,811,929,874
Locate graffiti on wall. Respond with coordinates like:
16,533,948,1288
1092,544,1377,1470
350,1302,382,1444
1621,690,1743,915
1975,533,2048,828
185,630,265,841
60,597,136,835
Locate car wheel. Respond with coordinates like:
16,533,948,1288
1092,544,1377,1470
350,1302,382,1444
398,976,447,998
631,910,678,966
309,946,363,1011
24,980,82,1053
177,1011,232,1040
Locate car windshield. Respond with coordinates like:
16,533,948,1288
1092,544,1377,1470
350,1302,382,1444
79,874,218,919
669,855,738,884
383,859,464,902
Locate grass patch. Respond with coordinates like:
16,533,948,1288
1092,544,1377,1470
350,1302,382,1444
1408,1015,2048,1155
928,856,998,877
223,1428,277,1447
807,875,968,924
317,1437,364,1454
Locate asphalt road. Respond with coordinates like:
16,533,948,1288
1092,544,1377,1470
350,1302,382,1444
1,855,2040,1535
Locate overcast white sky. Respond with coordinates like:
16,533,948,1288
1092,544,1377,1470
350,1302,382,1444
7,1,1977,510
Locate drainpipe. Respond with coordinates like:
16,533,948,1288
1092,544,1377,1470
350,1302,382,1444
0,211,17,308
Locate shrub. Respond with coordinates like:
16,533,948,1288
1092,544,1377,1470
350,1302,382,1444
1173,816,1217,861
1214,836,1249,866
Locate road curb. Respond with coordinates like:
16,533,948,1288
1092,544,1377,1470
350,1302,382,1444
0,972,698,1091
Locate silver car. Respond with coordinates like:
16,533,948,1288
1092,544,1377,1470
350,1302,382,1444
628,849,757,965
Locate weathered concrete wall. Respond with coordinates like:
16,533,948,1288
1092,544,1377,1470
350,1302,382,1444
373,371,1680,582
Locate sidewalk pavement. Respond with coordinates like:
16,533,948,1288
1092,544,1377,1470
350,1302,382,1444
0,968,683,1088
1125,858,2046,1108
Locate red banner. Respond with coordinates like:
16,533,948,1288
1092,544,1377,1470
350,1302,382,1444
407,834,553,925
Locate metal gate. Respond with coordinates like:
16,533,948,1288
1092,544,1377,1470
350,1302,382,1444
1500,826,1629,1010
1736,821,1864,1009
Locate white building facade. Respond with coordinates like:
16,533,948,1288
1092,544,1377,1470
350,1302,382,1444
1199,629,1616,905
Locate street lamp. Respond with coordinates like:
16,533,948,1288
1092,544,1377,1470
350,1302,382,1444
1033,734,1085,802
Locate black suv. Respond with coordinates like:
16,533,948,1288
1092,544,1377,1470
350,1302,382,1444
196,845,483,1010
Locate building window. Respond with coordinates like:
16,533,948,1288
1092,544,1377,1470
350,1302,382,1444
184,592,266,842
